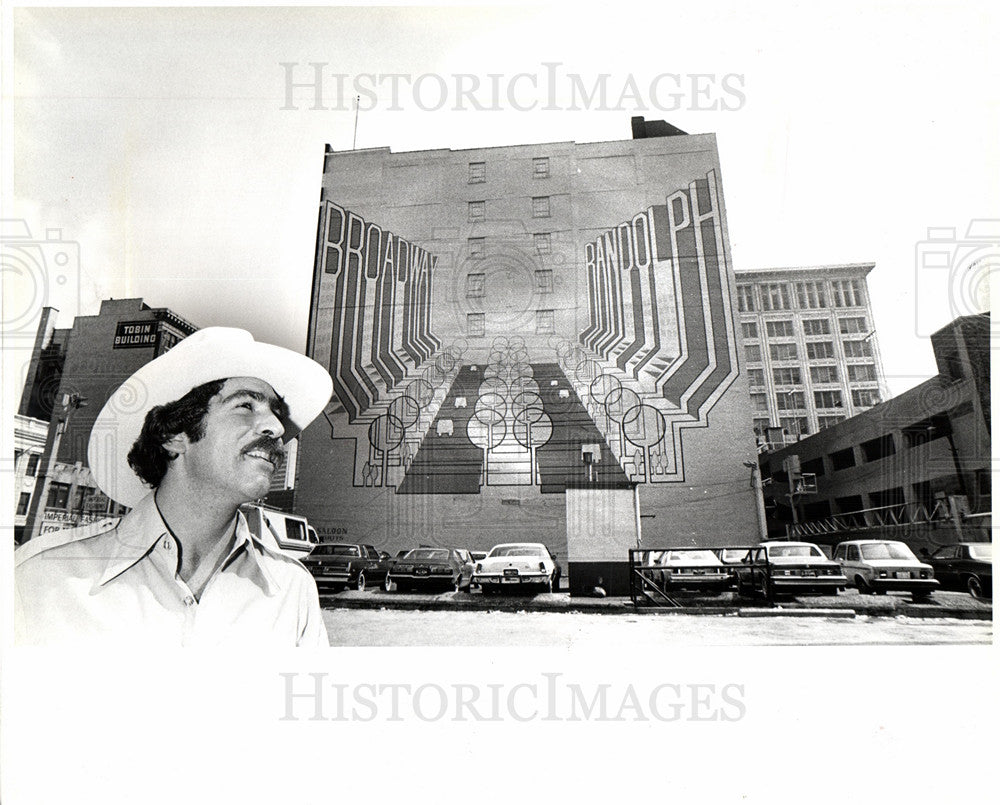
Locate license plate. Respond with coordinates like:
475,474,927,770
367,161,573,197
801,569,816,577
501,577,519,584
415,567,429,576
896,571,910,579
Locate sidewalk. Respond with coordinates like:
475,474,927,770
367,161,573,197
320,588,992,620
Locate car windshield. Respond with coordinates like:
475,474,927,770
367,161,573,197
860,543,916,560
406,549,450,561
768,545,823,558
665,550,719,563
968,544,993,560
489,546,544,557
312,544,359,557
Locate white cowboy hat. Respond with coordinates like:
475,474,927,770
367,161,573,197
88,327,333,507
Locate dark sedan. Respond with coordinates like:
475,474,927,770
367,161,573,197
923,543,992,600
389,547,475,592
301,542,391,592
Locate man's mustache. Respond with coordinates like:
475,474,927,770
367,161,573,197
242,436,286,464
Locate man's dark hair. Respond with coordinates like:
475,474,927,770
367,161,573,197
127,378,226,488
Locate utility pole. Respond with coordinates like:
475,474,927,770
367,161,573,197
23,393,88,542
744,460,769,541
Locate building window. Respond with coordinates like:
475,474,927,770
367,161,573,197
795,281,827,309
535,309,555,334
740,321,758,339
736,285,756,312
468,201,485,222
744,344,762,362
769,343,798,361
17,492,31,516
777,391,806,410
780,417,809,436
817,415,846,430
842,339,872,357
24,453,41,476
467,237,485,259
772,367,802,386
747,368,765,387
533,157,550,178
847,363,878,382
839,316,867,334
810,365,839,384
814,390,844,409
802,318,832,336
750,392,769,412
806,341,835,360
831,278,865,307
531,196,551,218
861,435,896,462
534,232,552,254
467,313,485,337
830,447,856,471
535,269,554,293
760,283,792,311
765,320,794,338
852,389,881,407
466,273,485,299
469,161,486,184
46,482,70,510
753,417,772,435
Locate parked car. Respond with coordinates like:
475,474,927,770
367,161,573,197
301,542,391,592
923,543,993,600
718,547,754,566
734,541,847,600
389,547,475,592
833,539,938,599
239,503,318,560
645,548,732,592
473,543,561,593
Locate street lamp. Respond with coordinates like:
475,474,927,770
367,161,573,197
23,393,88,542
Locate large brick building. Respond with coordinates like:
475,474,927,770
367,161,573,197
295,119,762,593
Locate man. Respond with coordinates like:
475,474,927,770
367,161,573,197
15,327,333,646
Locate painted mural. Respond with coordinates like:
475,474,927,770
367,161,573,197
307,170,739,495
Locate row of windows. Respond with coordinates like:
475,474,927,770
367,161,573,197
736,279,866,312
469,197,551,221
465,233,551,258
43,483,124,515
752,389,846,411
469,157,550,184
754,414,849,439
466,269,553,298
467,310,554,337
741,317,871,340
745,340,877,367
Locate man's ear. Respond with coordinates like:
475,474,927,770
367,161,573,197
163,432,190,460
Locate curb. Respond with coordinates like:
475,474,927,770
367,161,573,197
320,592,992,620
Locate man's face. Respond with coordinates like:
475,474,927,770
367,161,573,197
175,377,287,505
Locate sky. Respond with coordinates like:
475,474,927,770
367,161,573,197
4,1,999,399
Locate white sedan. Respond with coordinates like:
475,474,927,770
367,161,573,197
473,543,561,593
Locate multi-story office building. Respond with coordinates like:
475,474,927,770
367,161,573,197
734,264,890,450
296,119,762,593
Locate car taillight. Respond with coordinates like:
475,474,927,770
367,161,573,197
476,563,483,573
539,562,546,571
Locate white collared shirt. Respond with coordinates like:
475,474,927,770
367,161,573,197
14,493,329,647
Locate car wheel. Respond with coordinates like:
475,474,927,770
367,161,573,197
967,575,986,600
855,575,872,595
762,576,774,602
383,574,393,592
354,572,366,592
735,575,748,598
452,576,462,594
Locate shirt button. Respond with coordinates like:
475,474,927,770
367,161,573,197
162,538,172,551
183,596,195,607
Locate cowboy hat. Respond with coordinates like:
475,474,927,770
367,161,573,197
88,327,333,507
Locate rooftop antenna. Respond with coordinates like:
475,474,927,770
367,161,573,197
352,95,360,150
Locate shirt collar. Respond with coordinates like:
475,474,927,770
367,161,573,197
97,493,279,595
